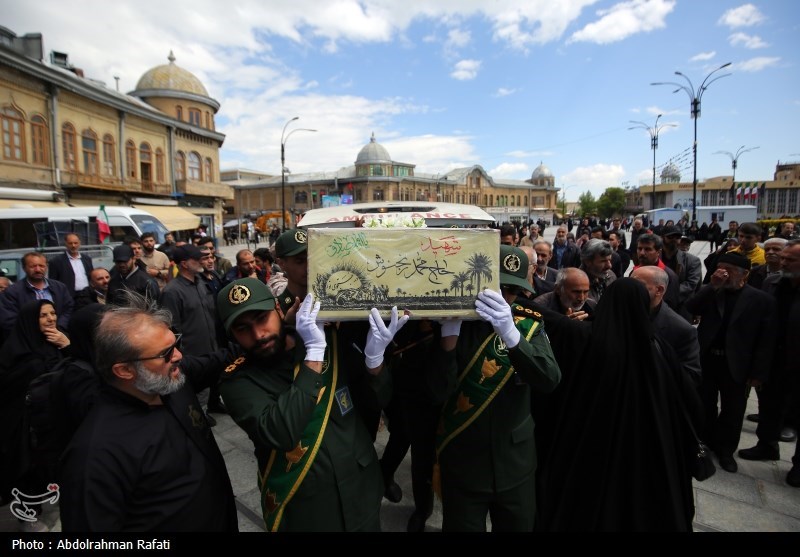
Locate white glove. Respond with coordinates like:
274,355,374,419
475,289,520,348
364,307,410,369
295,294,326,361
438,319,462,338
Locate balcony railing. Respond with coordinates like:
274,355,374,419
61,171,172,195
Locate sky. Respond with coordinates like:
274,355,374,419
3,1,799,200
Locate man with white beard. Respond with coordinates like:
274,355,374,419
58,291,238,532
533,267,596,320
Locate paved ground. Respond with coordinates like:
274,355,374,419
2,224,798,533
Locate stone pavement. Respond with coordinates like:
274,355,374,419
1,225,799,533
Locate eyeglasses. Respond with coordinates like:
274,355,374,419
119,334,182,364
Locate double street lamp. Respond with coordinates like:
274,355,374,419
713,146,759,201
281,117,317,232
652,61,732,223
629,114,676,211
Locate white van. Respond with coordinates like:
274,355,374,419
297,201,496,229
0,206,171,251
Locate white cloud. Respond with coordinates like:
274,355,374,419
567,0,676,45
450,59,481,80
446,28,471,49
561,163,626,190
690,51,716,62
505,150,554,159
718,4,765,28
489,162,529,178
728,32,768,49
494,87,517,97
735,56,780,72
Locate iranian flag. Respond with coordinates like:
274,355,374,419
743,186,751,201
736,185,743,202
97,205,111,243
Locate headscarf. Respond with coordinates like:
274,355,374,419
0,300,63,391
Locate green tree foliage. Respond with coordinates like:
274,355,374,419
596,187,627,218
577,191,597,216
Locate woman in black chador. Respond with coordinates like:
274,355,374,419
540,278,700,532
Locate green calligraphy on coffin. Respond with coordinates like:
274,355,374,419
307,228,500,320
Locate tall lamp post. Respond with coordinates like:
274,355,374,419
281,117,317,232
629,114,676,211
652,61,732,223
713,145,759,204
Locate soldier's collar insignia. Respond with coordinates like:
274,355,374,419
503,253,521,273
228,284,251,305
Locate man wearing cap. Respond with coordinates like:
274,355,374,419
270,229,309,323
161,244,226,413
685,251,776,474
660,225,702,321
428,245,561,531
215,279,409,531
106,244,160,306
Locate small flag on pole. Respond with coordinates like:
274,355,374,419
97,205,111,243
743,186,751,201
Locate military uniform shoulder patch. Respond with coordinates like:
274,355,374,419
224,355,247,375
512,304,542,320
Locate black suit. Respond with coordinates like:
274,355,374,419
685,284,776,457
48,253,93,298
651,302,701,385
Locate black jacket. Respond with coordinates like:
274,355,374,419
48,253,94,298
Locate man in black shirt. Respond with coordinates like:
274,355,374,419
58,292,237,531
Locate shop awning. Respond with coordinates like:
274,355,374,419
133,205,200,232
0,199,70,208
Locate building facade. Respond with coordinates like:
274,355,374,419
0,27,232,237
223,135,561,228
624,160,800,222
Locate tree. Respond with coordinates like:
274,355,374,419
596,187,627,218
577,191,597,216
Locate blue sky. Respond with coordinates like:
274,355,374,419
4,1,799,200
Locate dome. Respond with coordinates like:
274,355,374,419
531,162,553,180
661,162,681,182
134,51,209,97
355,133,392,165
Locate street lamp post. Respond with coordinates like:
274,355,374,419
629,114,676,211
652,61,732,223
714,145,759,204
280,117,317,232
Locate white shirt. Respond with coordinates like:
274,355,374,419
68,253,89,291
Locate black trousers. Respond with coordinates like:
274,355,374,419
699,352,748,456
755,364,798,448
379,395,440,516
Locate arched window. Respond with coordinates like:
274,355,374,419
125,139,136,178
204,157,213,183
62,123,77,171
188,152,201,180
155,148,165,183
188,108,201,126
175,151,186,180
140,142,152,186
176,105,183,121
517,195,521,206
1,106,25,161
510,196,515,206
205,111,211,129
31,115,49,166
82,129,99,175
102,134,116,176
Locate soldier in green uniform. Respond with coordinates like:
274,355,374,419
270,229,309,324
430,245,562,532
216,278,409,531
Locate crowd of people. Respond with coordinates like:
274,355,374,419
0,215,797,533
